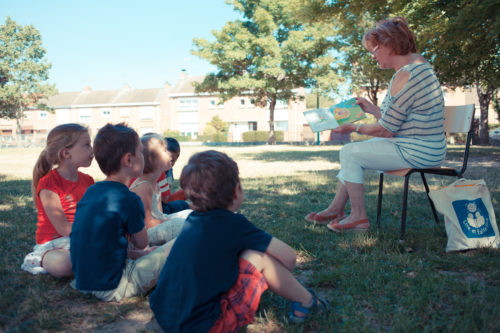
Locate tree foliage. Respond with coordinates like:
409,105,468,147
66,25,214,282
402,0,500,144
0,17,56,133
192,0,341,144
304,0,500,144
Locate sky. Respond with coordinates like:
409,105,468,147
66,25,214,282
2,0,242,92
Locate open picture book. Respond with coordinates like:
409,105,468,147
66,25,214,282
303,98,366,132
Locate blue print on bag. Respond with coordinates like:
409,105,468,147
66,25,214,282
452,199,494,238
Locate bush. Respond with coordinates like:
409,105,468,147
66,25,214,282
212,132,227,142
162,130,191,142
242,131,284,142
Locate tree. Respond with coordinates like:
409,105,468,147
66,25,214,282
0,17,56,134
192,0,341,144
402,0,500,145
301,1,397,105
305,0,500,144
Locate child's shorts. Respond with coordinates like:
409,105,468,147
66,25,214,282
21,237,70,275
208,258,269,333
72,244,170,302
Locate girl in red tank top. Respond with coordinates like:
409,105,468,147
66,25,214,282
21,124,94,278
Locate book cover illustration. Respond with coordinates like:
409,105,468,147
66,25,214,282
303,98,366,132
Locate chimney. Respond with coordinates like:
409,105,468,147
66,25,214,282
82,85,92,93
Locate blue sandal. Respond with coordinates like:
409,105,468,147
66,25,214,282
289,288,330,324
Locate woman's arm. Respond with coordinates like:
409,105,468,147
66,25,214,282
332,122,394,138
355,97,382,120
39,189,72,236
264,237,297,272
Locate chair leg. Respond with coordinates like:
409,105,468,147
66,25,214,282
419,172,439,224
400,174,410,240
376,173,384,228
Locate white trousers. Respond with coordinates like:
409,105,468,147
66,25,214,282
337,138,413,184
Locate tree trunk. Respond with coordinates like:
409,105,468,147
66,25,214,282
268,96,276,145
476,84,493,146
365,78,380,106
16,105,23,137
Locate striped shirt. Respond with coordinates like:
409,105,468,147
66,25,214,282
379,62,446,168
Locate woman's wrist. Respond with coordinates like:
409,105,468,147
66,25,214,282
355,124,362,133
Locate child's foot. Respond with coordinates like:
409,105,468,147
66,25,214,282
289,289,330,324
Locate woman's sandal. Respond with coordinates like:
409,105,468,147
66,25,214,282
305,211,345,225
327,218,370,233
289,288,330,324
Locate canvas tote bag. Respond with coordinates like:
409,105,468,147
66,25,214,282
429,178,499,252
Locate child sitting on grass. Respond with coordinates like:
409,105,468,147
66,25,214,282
21,123,94,278
158,137,189,214
130,133,188,246
70,123,175,302
149,150,329,332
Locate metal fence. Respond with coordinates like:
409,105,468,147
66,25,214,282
0,134,47,148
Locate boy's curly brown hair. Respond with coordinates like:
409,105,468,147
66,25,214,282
180,150,239,212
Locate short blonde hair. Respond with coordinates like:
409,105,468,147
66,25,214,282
141,133,166,174
362,17,417,55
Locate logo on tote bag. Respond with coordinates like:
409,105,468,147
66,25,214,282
452,199,495,238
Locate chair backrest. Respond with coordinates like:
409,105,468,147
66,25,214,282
443,104,475,134
443,104,475,177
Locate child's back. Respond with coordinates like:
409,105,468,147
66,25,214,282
70,123,176,302
71,181,145,291
150,208,271,331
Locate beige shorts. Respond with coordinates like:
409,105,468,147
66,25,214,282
74,243,171,302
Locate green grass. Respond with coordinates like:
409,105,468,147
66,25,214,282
1,145,499,332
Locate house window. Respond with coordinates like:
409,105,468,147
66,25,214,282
78,109,92,123
275,120,289,131
250,98,255,107
101,110,111,118
39,111,48,119
140,107,154,120
209,99,216,109
240,99,245,106
249,121,257,131
178,98,198,111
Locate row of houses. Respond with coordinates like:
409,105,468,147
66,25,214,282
0,71,320,144
0,71,497,145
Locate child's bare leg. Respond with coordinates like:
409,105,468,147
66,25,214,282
240,250,312,306
42,249,72,278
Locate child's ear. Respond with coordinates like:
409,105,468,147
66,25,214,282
233,182,242,198
61,148,71,160
121,152,132,168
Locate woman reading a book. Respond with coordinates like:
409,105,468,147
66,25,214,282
305,17,446,232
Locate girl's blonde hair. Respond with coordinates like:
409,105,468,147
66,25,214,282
141,133,166,174
32,123,88,203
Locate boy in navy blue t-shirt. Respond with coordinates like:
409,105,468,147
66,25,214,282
70,123,175,302
149,150,329,332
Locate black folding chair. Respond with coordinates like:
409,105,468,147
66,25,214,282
376,104,476,239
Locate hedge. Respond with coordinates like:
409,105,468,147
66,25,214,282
242,131,283,142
